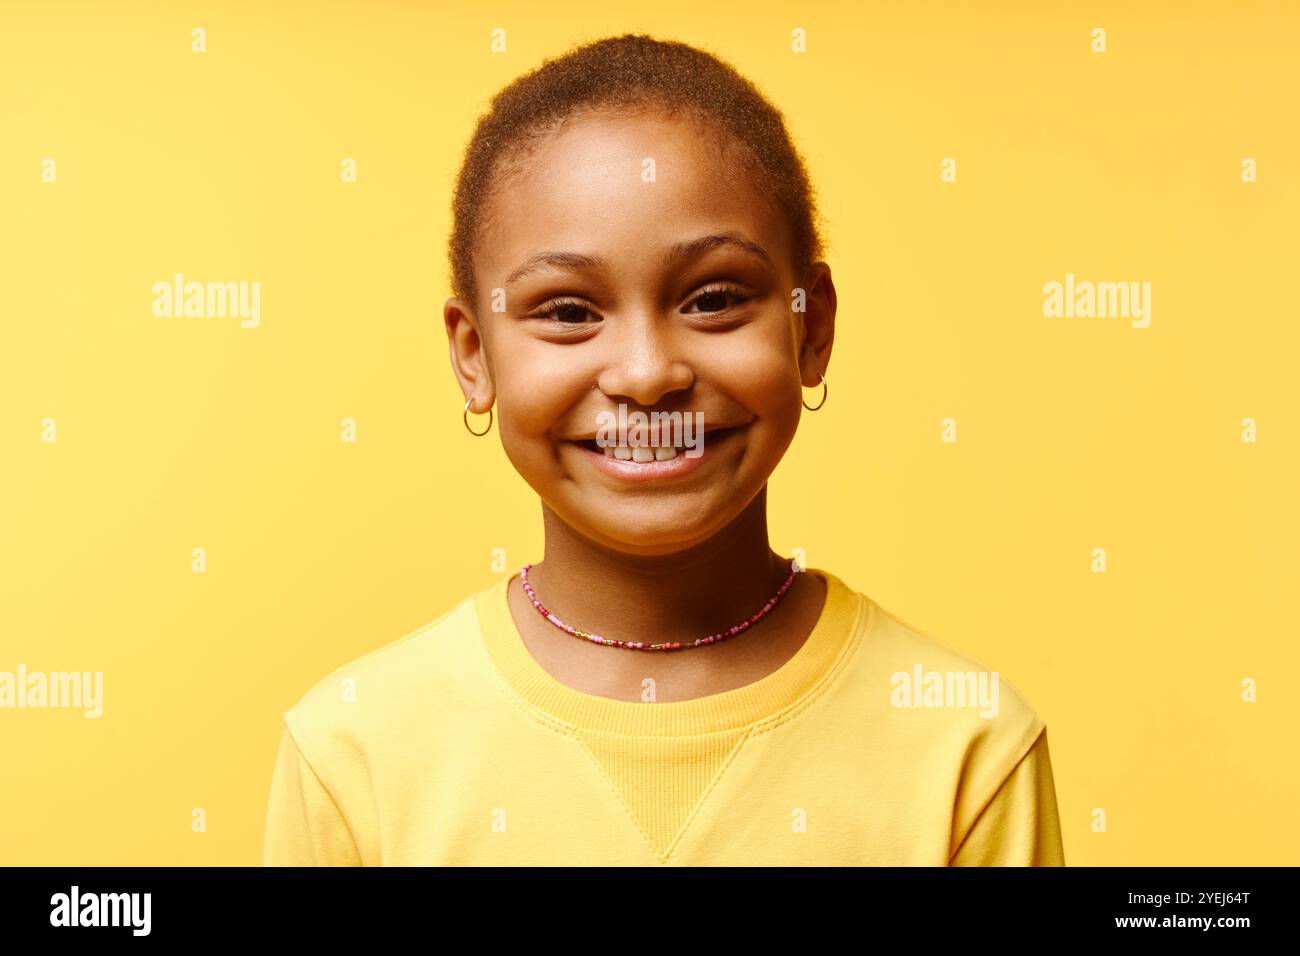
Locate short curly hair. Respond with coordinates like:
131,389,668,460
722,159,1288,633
448,33,826,309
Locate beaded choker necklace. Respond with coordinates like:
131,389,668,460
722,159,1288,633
518,563,797,652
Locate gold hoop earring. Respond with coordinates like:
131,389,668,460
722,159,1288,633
463,397,493,436
802,372,828,411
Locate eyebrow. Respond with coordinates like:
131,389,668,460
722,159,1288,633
502,232,772,287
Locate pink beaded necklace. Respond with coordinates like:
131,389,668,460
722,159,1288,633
518,562,798,652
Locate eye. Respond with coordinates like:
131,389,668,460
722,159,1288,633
532,297,601,326
684,283,749,315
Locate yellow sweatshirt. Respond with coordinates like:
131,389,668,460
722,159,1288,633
262,567,1065,866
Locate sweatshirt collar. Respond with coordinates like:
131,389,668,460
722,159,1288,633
475,567,865,736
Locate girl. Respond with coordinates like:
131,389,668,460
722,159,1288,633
263,34,1064,866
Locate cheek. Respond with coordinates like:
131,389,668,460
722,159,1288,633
490,341,586,450
750,359,802,413
709,333,803,427
730,368,803,471
752,377,803,458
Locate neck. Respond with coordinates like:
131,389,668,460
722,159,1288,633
529,487,790,645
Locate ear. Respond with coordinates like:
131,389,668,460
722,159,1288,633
795,262,836,386
444,296,495,413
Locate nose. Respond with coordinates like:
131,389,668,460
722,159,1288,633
595,314,694,407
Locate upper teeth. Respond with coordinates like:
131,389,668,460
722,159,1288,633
603,443,679,462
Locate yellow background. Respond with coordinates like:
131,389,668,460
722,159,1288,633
2,0,1296,865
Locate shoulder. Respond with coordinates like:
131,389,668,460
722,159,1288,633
823,569,1049,778
279,580,501,761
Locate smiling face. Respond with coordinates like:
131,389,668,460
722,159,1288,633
446,105,834,556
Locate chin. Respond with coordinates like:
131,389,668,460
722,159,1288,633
587,507,738,555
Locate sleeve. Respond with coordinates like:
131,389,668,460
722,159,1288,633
262,721,363,866
948,726,1065,866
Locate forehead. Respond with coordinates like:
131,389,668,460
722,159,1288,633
475,108,790,289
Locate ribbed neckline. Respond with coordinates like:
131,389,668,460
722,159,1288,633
474,567,864,736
